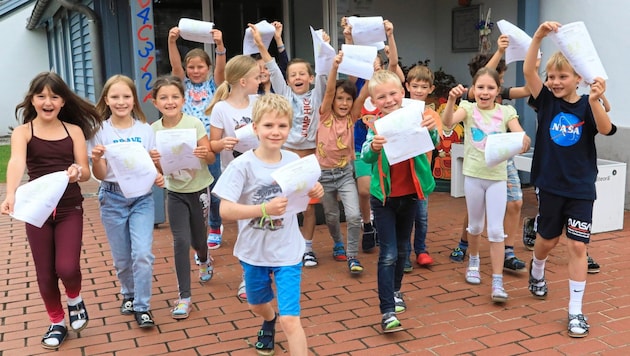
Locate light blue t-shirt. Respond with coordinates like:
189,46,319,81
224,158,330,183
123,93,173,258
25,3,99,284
183,77,217,134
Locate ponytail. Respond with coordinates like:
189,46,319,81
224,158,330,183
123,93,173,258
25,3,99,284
205,81,231,116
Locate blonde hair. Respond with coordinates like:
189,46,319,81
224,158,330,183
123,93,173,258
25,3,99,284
205,55,258,116
368,70,403,95
96,75,147,123
545,51,578,76
252,93,293,126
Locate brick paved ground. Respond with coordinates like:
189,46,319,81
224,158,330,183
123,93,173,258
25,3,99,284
1,178,629,355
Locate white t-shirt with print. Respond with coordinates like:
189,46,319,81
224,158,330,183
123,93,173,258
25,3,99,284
209,96,258,171
212,149,305,267
88,119,156,182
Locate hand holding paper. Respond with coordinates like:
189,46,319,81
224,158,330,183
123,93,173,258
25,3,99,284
155,129,201,176
270,154,321,215
178,18,215,43
243,20,275,55
105,142,158,198
11,171,69,228
338,44,376,80
373,101,435,165
346,16,386,48
310,27,336,75
549,21,607,85
484,132,526,167
234,123,259,153
496,20,541,64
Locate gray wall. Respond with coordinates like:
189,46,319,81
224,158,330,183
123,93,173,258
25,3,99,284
0,3,49,136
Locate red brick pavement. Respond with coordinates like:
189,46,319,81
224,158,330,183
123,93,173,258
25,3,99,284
1,178,630,355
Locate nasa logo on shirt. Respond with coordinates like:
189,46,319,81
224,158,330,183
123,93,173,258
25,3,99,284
549,112,583,147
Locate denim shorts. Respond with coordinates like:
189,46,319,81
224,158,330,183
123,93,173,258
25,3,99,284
506,158,522,202
240,261,302,316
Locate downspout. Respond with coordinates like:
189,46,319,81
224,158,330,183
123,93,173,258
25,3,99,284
57,0,105,99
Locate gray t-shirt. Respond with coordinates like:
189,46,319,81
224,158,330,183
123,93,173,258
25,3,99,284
212,149,305,266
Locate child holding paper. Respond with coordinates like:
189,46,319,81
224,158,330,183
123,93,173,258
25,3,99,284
316,51,369,274
251,23,328,267
403,64,444,270
149,75,216,320
90,75,164,328
1,72,101,349
450,35,530,274
361,70,439,333
207,54,260,300
168,25,226,250
212,93,324,356
341,17,404,253
523,21,615,338
442,67,530,304
252,21,289,94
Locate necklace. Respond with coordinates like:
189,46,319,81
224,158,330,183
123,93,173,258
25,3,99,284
109,117,134,142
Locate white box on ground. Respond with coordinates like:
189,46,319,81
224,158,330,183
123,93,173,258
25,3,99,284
513,151,626,234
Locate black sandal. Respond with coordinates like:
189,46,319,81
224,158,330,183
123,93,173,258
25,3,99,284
255,328,275,356
68,301,89,332
41,325,67,350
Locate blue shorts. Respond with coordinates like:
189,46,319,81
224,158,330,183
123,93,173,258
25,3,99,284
506,158,522,202
240,261,302,316
536,188,593,244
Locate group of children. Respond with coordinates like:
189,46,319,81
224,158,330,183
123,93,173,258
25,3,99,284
0,17,614,353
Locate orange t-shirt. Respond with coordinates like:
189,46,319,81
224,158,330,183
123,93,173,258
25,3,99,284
315,111,355,169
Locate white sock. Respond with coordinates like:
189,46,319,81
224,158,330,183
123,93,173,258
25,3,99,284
305,239,313,253
569,280,586,315
531,255,546,280
469,254,480,268
67,295,82,306
492,274,503,289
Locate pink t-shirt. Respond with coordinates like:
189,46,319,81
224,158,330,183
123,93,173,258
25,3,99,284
315,111,355,169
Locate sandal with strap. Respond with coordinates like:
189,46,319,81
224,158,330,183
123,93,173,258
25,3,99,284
465,266,481,285
255,328,276,356
528,260,548,299
68,301,89,332
41,324,68,350
237,279,247,301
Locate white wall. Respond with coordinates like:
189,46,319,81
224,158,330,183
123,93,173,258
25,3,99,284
0,4,49,137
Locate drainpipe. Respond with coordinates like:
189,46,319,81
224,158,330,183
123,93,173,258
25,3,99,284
57,0,104,99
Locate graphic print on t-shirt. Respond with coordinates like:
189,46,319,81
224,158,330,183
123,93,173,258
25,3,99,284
247,182,285,231
549,112,583,147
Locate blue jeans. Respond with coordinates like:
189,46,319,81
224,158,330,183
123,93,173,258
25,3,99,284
371,194,416,314
98,182,155,312
208,156,222,230
407,199,428,255
319,165,362,256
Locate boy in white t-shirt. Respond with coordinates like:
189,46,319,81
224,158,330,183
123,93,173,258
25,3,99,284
212,94,323,356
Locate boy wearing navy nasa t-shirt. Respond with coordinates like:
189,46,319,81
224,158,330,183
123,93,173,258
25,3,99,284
523,21,616,338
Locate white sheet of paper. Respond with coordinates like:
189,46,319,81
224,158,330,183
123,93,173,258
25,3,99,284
178,18,214,43
270,154,321,215
105,142,158,198
11,171,69,228
550,21,607,85
155,129,202,176
243,20,275,55
310,27,336,75
338,44,376,80
496,19,541,64
346,16,386,46
234,123,259,153
373,101,435,165
484,132,525,167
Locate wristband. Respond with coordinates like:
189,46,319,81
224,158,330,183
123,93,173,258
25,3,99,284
215,48,226,56
277,44,285,50
259,202,274,229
